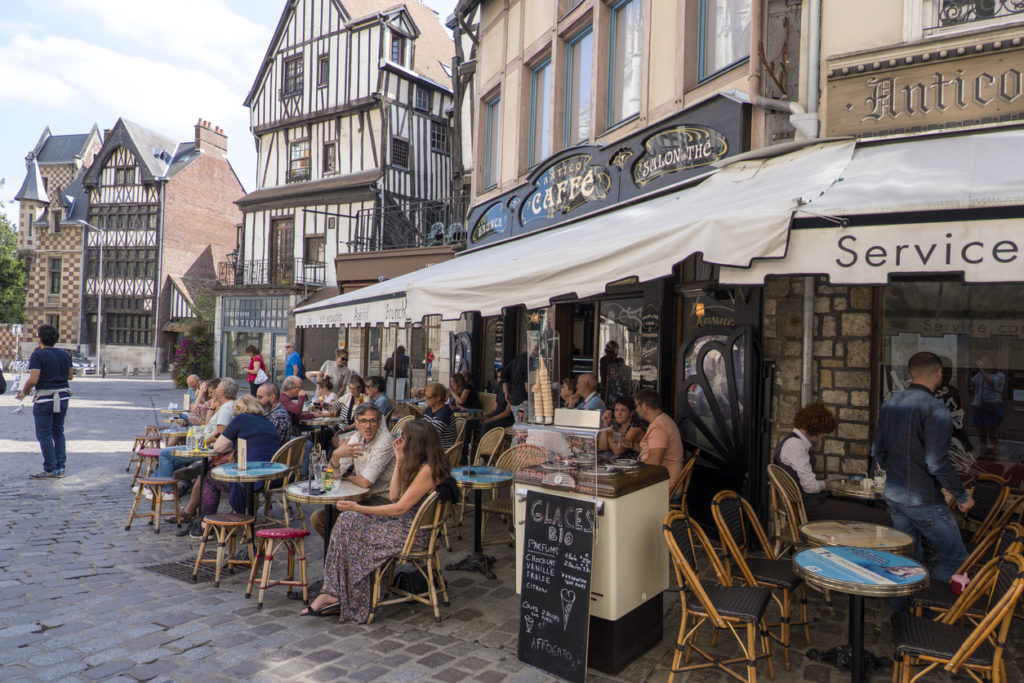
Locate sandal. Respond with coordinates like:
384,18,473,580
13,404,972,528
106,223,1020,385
300,595,341,617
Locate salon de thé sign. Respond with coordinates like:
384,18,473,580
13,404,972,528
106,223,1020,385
468,96,744,249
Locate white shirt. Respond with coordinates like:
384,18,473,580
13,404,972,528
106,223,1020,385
778,428,826,494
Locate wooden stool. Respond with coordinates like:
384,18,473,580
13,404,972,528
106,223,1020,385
127,436,160,473
131,448,161,488
192,513,255,587
246,527,311,608
125,477,181,533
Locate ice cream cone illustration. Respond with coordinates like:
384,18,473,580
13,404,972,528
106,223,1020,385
560,588,576,630
524,614,535,633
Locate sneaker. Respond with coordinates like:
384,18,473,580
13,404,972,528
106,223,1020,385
56,468,66,478
142,489,175,502
189,523,206,539
30,470,59,479
177,521,199,537
132,484,141,494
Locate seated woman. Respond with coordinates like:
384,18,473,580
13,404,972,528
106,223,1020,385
422,382,457,449
302,420,452,620
314,376,337,407
598,397,646,458
324,375,367,428
448,373,482,411
776,403,891,525
199,395,283,519
558,376,577,408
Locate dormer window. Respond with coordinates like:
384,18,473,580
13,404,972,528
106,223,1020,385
390,32,406,65
415,87,432,111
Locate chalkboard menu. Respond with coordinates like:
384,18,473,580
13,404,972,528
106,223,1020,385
518,491,596,682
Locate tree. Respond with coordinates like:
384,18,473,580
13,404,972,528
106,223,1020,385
0,210,26,324
170,290,215,388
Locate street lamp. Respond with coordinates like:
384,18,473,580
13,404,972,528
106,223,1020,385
73,220,105,375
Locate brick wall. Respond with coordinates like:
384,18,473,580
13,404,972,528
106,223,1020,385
763,276,876,477
22,224,85,346
0,325,21,364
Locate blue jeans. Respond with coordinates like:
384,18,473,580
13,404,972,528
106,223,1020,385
155,448,194,492
890,500,967,583
33,394,69,473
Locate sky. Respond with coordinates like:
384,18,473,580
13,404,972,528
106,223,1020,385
0,0,458,226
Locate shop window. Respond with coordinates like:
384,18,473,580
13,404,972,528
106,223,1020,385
484,94,501,189
699,0,751,80
597,298,645,402
565,27,593,146
607,0,642,126
529,58,552,166
880,281,1024,465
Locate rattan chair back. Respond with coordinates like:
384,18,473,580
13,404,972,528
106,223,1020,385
766,464,807,555
663,511,732,626
391,415,415,435
960,522,1024,575
965,474,1010,544
712,490,777,570
493,444,547,473
475,427,506,466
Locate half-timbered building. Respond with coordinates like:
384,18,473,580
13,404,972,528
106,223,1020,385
217,0,458,382
15,126,102,352
16,118,243,373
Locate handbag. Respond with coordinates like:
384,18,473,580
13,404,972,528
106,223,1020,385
254,368,269,385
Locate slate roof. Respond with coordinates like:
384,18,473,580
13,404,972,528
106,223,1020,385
83,118,202,187
36,132,94,165
60,168,90,223
14,158,49,203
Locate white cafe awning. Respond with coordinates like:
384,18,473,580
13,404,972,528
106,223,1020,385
295,140,856,327
719,128,1024,285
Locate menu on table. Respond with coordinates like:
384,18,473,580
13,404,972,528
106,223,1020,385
797,546,926,585
518,490,595,683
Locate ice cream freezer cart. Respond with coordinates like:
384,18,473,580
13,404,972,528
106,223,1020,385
514,461,669,674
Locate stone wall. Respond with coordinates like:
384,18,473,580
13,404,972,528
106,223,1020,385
763,276,876,477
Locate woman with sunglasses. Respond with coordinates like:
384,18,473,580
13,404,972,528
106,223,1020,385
302,419,452,620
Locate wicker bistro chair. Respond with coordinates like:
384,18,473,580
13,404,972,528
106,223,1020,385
260,436,307,528
390,415,415,436
479,445,548,546
368,491,450,624
893,553,1024,683
766,464,808,557
439,442,464,551
389,403,422,424
663,511,775,683
455,427,508,528
669,456,697,513
960,475,1010,546
712,490,809,671
912,523,1024,620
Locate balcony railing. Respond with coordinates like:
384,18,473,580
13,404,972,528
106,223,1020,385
347,196,470,253
217,258,326,288
936,0,1024,27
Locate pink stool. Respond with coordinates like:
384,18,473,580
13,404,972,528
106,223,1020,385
246,527,311,608
132,448,161,488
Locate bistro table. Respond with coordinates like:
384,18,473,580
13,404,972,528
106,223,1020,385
800,520,914,555
794,546,928,682
446,466,514,580
211,462,289,539
284,480,371,556
829,477,885,501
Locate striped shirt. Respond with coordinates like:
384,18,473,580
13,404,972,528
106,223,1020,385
422,404,457,449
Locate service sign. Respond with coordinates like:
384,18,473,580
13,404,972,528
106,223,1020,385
466,95,748,249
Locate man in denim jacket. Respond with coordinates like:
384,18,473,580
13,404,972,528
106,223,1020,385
873,351,974,589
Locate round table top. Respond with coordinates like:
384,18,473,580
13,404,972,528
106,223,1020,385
169,447,219,459
793,546,928,597
452,466,514,489
159,408,181,414
800,520,914,554
161,429,188,437
300,416,343,426
211,462,288,483
284,480,372,504
453,408,483,417
829,477,885,500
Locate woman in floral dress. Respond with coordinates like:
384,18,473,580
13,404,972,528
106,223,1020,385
301,420,451,620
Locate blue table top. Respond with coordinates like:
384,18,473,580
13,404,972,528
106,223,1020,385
454,408,483,415
794,546,928,594
213,462,288,478
452,466,514,484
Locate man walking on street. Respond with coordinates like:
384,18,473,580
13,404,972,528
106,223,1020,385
873,351,974,596
16,324,74,479
284,341,302,379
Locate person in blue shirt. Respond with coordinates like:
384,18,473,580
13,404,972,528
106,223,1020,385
365,375,393,417
568,373,606,412
284,341,303,378
17,325,74,479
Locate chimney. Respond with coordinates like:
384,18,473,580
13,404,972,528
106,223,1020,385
103,129,111,142
194,118,228,159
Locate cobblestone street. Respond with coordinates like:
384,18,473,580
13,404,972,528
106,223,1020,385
1,376,1020,682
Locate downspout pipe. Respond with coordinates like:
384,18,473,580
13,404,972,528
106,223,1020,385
801,0,823,407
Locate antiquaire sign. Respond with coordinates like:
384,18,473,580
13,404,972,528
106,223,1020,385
466,94,748,249
826,42,1024,137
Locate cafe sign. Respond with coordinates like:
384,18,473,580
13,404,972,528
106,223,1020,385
521,154,612,225
827,43,1024,137
465,94,748,249
632,125,728,187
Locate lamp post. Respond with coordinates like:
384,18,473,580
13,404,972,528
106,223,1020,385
73,220,105,375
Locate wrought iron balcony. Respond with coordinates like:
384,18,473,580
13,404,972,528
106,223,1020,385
937,0,1024,26
346,195,470,253
217,258,326,288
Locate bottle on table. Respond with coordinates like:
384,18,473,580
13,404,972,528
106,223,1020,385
324,467,334,492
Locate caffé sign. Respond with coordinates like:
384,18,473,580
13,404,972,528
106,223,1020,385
521,154,612,225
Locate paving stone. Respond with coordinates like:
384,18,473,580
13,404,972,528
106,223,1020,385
82,659,138,680
349,664,390,681
432,667,471,682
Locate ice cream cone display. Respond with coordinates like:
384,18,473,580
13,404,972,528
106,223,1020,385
560,588,576,630
534,356,554,424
